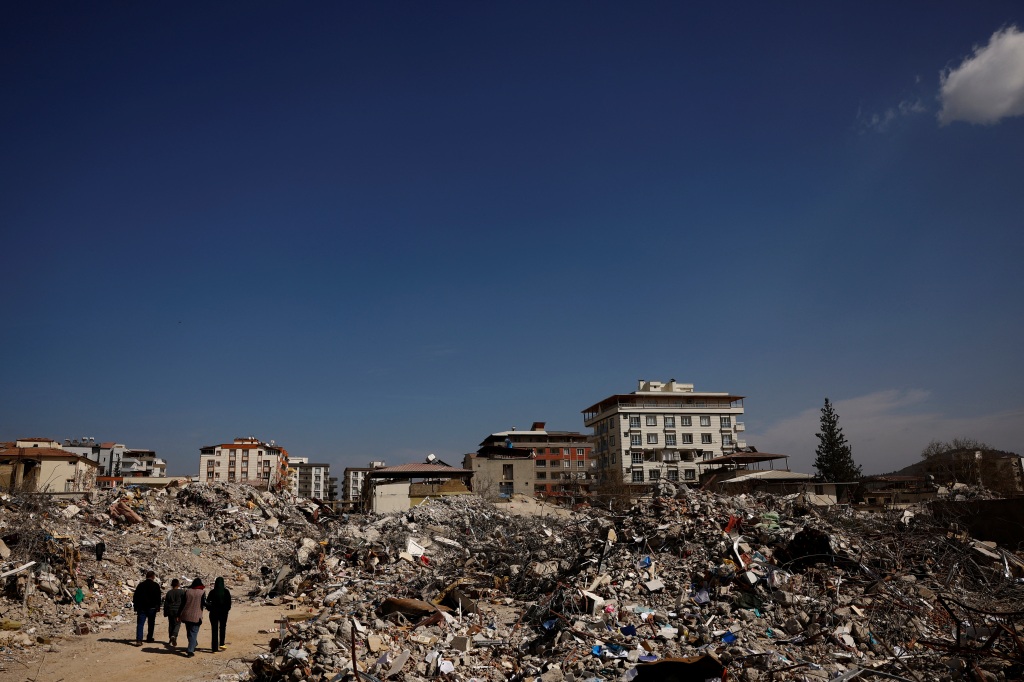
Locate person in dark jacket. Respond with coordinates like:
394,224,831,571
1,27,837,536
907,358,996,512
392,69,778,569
132,571,162,644
94,537,105,561
163,578,186,647
177,577,207,657
207,576,232,652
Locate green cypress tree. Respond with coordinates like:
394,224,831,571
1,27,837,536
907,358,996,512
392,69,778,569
813,398,862,482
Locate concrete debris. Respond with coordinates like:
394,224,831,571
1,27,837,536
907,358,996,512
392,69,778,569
2,484,1023,682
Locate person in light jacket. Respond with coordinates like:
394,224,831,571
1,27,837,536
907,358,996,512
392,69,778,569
206,576,232,652
177,577,206,657
162,579,186,647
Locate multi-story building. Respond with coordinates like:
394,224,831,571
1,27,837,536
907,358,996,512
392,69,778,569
341,461,386,510
198,436,285,487
473,422,595,499
63,439,168,478
122,449,167,477
290,458,331,500
63,439,125,476
583,379,745,489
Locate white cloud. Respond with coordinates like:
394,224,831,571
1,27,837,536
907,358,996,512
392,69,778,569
939,25,1024,125
754,389,1024,475
859,98,927,132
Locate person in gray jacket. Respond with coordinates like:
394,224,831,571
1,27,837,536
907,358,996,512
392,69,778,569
163,579,186,647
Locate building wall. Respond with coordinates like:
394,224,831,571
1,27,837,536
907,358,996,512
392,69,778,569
34,458,97,492
464,454,534,498
371,481,411,513
585,380,745,488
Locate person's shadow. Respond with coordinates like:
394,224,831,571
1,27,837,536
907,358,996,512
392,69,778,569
141,645,187,655
97,638,140,646
97,638,185,655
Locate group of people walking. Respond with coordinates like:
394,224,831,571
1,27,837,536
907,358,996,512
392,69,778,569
131,571,232,657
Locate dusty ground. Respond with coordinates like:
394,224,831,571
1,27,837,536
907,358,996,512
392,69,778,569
10,598,284,682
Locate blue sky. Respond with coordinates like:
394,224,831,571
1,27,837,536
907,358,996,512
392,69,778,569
3,3,1023,476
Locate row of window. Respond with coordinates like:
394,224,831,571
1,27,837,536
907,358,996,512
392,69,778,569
536,471,592,480
536,459,587,468
630,469,696,482
534,447,589,456
629,433,729,446
629,415,731,428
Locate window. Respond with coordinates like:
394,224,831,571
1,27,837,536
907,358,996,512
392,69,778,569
631,452,643,464
577,460,585,468
682,434,694,444
665,434,677,446
701,434,713,444
720,416,731,427
535,484,547,492
681,416,692,426
684,469,696,480
647,433,658,444
498,482,513,497
700,416,711,427
502,464,513,479
536,472,546,480
630,434,642,446
631,470,645,483
815,485,824,495
722,435,733,446
649,469,661,481
664,416,675,428
646,415,657,426
629,416,641,428
535,459,546,467
576,448,586,456
667,469,679,481
563,460,571,467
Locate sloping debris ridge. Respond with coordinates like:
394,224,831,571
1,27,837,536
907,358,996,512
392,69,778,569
2,483,1023,681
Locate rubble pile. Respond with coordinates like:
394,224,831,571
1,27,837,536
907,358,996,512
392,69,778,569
249,491,1024,682
2,483,1023,681
0,482,329,648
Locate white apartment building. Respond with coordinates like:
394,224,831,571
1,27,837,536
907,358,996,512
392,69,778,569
583,379,746,488
291,459,331,500
341,461,386,509
199,436,285,487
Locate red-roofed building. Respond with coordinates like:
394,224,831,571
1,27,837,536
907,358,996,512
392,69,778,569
0,438,98,493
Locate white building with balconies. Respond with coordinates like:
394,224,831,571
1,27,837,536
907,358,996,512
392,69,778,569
583,379,746,489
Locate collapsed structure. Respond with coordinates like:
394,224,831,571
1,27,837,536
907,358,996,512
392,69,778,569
1,481,1022,682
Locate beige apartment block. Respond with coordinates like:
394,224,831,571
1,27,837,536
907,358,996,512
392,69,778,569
583,379,746,490
199,436,286,487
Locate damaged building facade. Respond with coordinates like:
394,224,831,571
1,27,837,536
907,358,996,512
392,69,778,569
465,422,595,500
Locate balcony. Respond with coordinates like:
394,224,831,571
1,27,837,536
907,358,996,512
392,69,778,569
735,422,745,431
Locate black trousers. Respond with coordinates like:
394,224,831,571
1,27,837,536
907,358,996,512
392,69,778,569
210,612,228,650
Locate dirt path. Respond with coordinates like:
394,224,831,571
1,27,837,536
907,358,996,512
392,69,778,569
13,600,284,682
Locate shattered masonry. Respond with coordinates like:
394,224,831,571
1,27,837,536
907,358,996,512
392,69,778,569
1,482,1023,681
